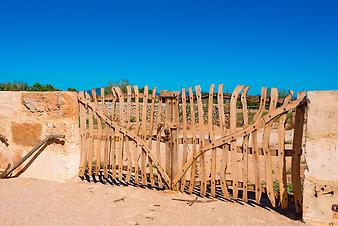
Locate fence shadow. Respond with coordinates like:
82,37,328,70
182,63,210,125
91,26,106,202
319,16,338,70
80,173,301,221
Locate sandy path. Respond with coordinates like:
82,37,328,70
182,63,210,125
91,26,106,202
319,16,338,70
0,178,304,226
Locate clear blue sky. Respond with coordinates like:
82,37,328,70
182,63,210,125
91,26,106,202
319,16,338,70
0,0,337,93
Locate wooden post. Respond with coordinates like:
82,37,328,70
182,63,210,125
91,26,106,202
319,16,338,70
160,90,179,189
291,92,306,214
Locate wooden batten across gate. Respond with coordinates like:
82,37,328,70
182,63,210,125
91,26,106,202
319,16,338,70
78,84,306,214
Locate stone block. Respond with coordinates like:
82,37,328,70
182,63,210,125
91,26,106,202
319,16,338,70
11,122,42,146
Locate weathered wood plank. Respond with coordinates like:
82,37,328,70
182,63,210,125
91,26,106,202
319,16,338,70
263,88,278,207
208,84,217,197
141,86,149,185
79,91,87,177
125,86,133,183
87,91,94,176
156,96,163,188
291,92,306,214
230,85,244,200
278,91,293,209
102,87,110,178
188,87,197,194
171,94,179,190
113,87,125,180
252,87,267,203
218,84,230,199
164,97,171,181
241,86,250,202
180,88,188,192
95,89,102,175
133,86,140,184
196,85,206,196
110,87,117,180
148,87,157,187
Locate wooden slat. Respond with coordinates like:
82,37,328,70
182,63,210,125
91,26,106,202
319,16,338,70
102,88,109,179
79,91,87,177
125,86,133,182
241,86,250,202
113,87,125,180
208,84,217,197
171,94,179,190
230,85,244,200
180,88,188,192
164,97,171,180
104,123,110,178
156,96,163,188
252,87,267,203
133,86,140,184
188,87,197,194
118,133,124,180
94,89,102,175
87,91,94,176
110,87,117,180
278,91,293,209
85,132,296,156
141,86,149,185
291,92,306,214
218,84,230,199
263,88,278,207
195,85,206,196
148,87,157,187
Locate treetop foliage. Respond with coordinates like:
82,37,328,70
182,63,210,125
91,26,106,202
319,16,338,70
0,82,60,91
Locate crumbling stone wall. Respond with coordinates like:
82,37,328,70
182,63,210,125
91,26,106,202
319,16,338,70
0,91,80,181
303,91,338,225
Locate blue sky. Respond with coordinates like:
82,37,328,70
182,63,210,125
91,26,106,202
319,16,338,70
0,0,337,93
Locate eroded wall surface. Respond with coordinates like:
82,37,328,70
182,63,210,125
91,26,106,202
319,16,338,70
0,91,80,181
303,91,338,225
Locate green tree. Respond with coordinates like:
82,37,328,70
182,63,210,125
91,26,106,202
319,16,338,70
67,88,78,92
105,79,132,94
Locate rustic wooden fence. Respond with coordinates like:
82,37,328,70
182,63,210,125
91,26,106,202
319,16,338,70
78,84,306,213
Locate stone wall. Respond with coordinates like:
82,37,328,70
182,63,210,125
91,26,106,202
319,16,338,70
303,91,338,225
0,91,80,182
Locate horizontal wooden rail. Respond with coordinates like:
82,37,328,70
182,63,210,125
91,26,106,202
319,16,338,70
96,92,286,104
85,132,297,156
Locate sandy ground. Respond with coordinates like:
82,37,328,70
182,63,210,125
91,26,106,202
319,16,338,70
0,178,304,226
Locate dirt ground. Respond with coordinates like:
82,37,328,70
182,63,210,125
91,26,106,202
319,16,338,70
0,178,304,226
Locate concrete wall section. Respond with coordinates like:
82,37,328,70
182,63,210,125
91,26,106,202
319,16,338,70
303,91,338,225
0,91,80,182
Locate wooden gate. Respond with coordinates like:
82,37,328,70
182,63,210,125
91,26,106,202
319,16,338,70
78,84,306,213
